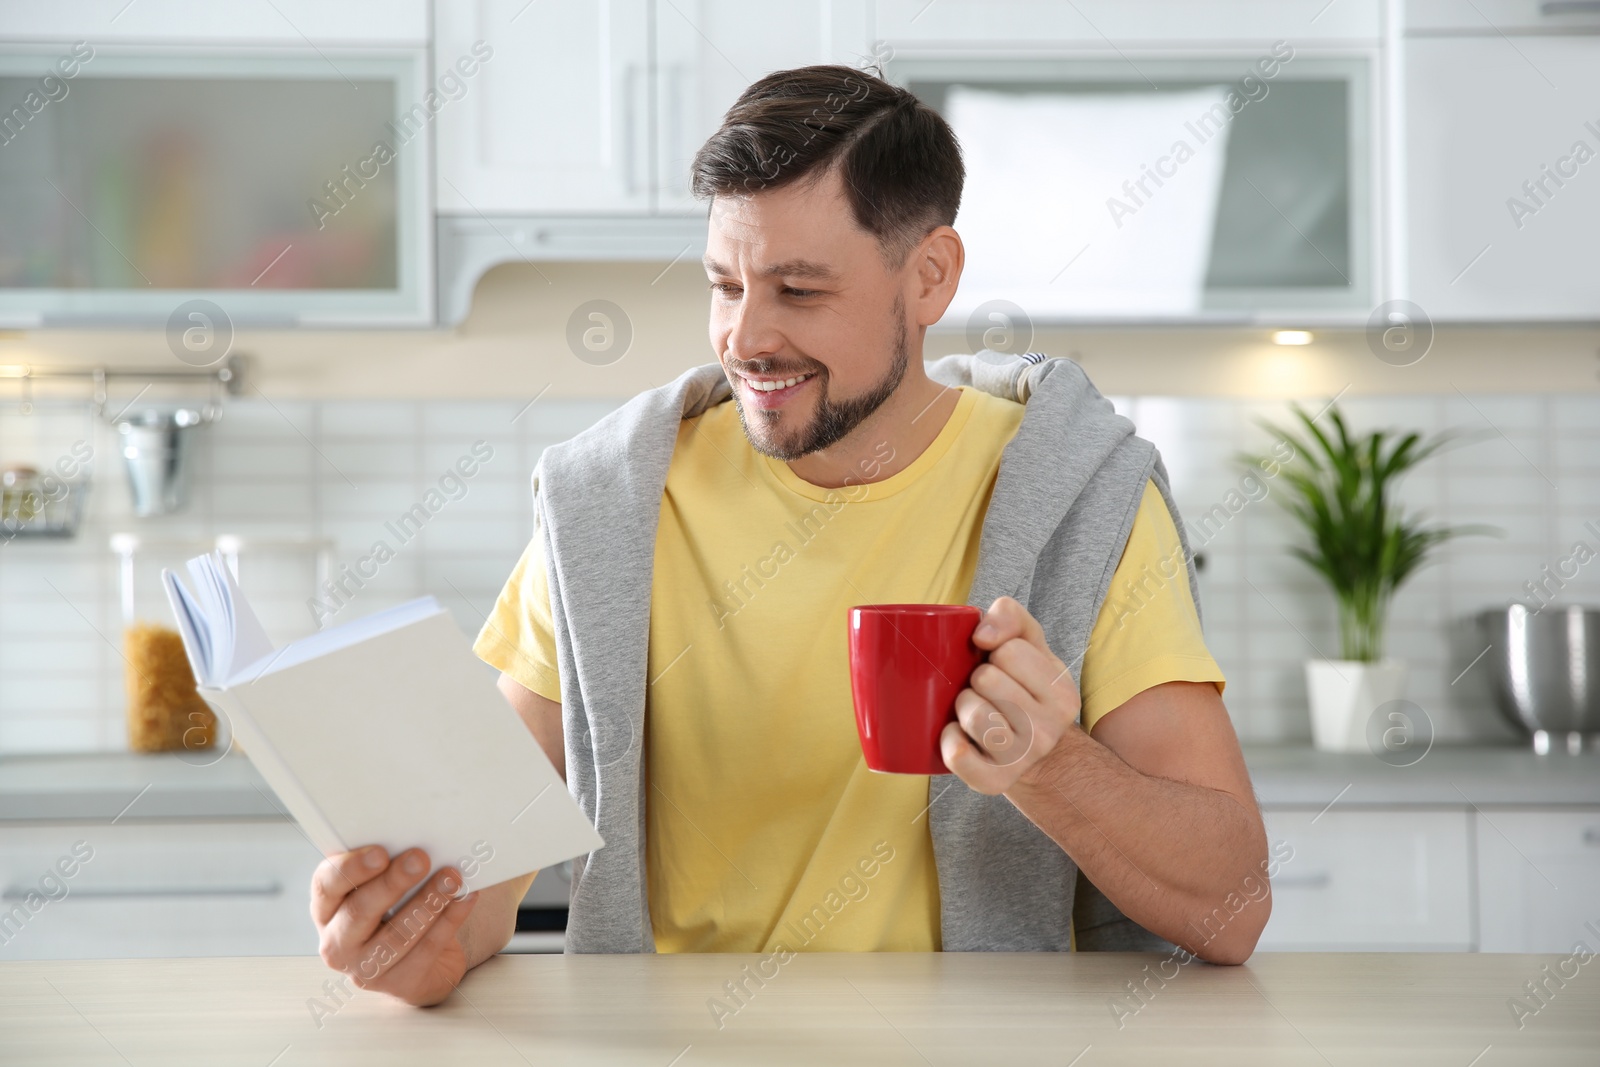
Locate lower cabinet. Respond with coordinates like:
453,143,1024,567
0,820,323,960
1258,809,1474,951
1475,809,1600,953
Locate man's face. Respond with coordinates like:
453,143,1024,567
704,167,912,461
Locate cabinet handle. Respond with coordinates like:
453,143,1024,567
1584,827,1600,846
1271,873,1332,889
2,882,283,900
623,62,640,198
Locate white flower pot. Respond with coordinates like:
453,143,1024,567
1304,660,1408,753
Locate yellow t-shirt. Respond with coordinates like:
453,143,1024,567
474,386,1224,954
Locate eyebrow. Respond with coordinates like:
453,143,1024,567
701,257,841,283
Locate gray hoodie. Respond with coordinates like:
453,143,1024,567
531,350,1196,953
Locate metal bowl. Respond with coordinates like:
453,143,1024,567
1476,604,1600,754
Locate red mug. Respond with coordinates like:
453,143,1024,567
848,604,985,775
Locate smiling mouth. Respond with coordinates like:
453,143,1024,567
743,372,814,392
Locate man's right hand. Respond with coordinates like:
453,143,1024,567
310,845,480,1008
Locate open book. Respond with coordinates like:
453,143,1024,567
163,552,602,899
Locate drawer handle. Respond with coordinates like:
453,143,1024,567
2,882,283,901
1272,873,1331,889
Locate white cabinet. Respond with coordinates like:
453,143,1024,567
434,0,653,215
1,1,428,44
1257,810,1474,951
655,0,868,213
0,821,322,960
1404,35,1600,320
872,0,1382,45
1476,809,1600,953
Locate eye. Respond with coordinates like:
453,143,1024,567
784,287,820,298
709,282,741,296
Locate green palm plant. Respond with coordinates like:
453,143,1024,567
1242,404,1494,663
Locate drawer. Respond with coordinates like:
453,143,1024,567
1476,809,1600,953
1258,809,1473,951
0,821,323,960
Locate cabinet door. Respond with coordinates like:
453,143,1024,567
1405,36,1600,320
2,0,428,44
1257,809,1474,951
1477,809,1600,953
655,0,871,214
873,0,1380,45
435,0,652,215
0,822,323,960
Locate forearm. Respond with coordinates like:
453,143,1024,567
1007,726,1269,964
455,871,536,970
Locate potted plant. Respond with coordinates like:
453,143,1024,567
1243,404,1490,753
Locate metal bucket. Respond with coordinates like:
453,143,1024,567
1476,604,1600,754
117,408,203,517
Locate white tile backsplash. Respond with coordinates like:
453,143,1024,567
0,391,1594,752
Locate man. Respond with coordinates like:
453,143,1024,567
310,64,1269,1007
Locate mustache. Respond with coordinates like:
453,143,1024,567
725,356,824,378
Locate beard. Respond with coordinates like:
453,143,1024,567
727,295,910,462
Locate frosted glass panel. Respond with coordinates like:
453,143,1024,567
947,85,1232,318
0,76,399,291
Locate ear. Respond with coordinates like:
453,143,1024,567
907,225,964,327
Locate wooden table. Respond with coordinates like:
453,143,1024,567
2,952,1595,1065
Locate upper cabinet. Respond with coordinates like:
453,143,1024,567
436,0,866,218
0,1,428,45
655,1,871,214
434,0,652,216
872,0,1382,45
0,20,433,327
1404,9,1600,321
433,0,873,322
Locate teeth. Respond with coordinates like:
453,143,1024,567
750,374,810,392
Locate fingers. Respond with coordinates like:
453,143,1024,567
324,848,436,955
954,684,1035,770
345,870,475,990
310,845,390,927
986,637,1078,707
974,596,1047,652
360,890,479,994
940,721,1007,796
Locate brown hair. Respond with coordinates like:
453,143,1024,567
690,64,964,268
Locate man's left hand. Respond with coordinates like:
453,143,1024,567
940,596,1081,795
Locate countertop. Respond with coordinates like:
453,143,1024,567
3,952,1594,1065
2,745,1596,823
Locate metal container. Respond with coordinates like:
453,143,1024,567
117,407,203,517
1476,604,1600,754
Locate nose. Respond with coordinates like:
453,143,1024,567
719,290,785,367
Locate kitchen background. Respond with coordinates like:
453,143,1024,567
6,324,1600,752
1,0,1597,960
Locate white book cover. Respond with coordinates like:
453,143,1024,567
162,553,602,898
